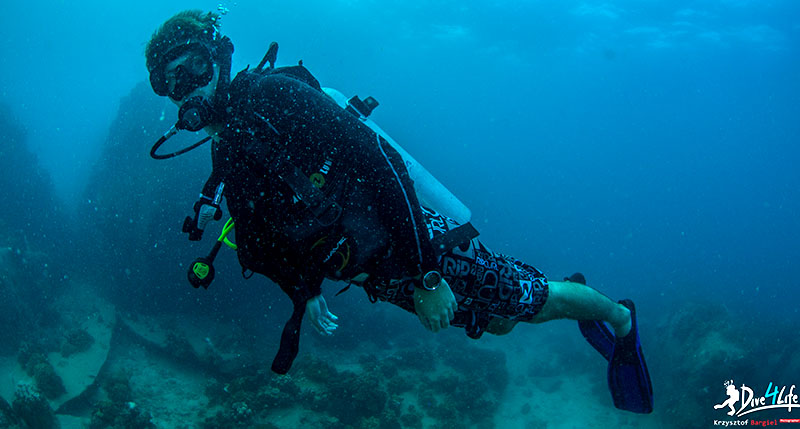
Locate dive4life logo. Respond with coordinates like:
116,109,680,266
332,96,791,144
715,380,800,417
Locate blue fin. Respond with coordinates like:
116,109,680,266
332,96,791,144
608,299,654,414
568,272,614,361
578,319,614,361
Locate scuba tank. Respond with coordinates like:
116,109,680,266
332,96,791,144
322,88,472,225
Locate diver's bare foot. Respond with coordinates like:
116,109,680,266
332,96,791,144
612,305,632,338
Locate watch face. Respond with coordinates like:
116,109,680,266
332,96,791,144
423,271,441,290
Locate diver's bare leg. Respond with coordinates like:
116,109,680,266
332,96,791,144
529,281,632,337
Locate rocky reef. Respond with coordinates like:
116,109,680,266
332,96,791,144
18,343,66,400
61,328,95,358
88,370,155,429
0,394,21,428
197,340,508,428
90,400,155,429
651,300,752,425
12,382,58,429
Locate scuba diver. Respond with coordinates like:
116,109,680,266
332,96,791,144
144,10,653,413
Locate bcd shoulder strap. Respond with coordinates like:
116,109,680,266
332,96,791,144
253,41,322,92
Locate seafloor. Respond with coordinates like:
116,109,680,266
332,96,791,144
2,240,780,429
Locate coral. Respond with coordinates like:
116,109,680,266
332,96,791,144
423,370,499,426
18,347,66,399
12,382,56,429
201,401,254,428
90,400,155,429
442,344,508,393
377,400,403,429
105,371,133,403
0,395,21,428
386,373,415,394
428,399,459,424
61,328,95,357
399,405,423,429
395,347,437,373
359,353,399,379
17,342,41,369
653,300,752,426
296,354,340,383
355,416,381,429
231,401,253,424
31,360,66,399
326,371,388,424
204,368,313,427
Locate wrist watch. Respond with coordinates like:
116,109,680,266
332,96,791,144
422,271,442,291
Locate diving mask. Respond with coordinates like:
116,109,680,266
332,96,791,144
149,44,214,101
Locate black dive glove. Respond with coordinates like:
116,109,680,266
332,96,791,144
182,197,222,241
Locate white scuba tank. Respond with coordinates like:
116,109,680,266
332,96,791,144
322,87,472,225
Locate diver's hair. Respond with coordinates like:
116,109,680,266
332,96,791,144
145,10,222,72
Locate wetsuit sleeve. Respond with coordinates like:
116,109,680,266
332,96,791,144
199,170,223,199
200,141,226,198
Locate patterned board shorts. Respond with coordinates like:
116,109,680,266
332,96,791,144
365,207,549,338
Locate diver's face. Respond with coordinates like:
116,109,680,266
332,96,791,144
162,52,220,106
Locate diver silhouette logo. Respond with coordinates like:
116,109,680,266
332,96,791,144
714,380,739,416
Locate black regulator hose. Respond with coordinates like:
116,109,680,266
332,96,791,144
150,125,212,160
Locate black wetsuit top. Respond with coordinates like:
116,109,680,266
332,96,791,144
199,68,439,303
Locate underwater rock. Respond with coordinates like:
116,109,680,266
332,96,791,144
12,381,58,429
164,332,198,362
0,103,68,260
79,82,208,304
118,312,254,377
0,276,26,357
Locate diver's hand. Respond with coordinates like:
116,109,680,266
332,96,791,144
414,279,457,333
306,295,339,336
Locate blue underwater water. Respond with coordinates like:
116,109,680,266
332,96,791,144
0,0,798,427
